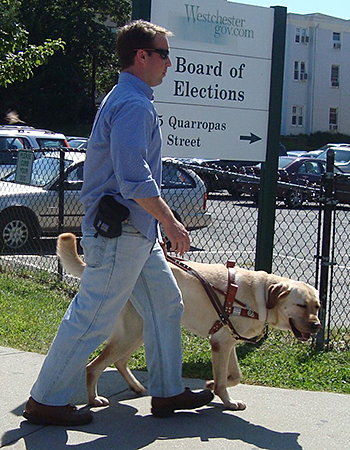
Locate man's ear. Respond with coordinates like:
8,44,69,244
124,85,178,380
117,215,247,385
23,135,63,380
135,49,147,65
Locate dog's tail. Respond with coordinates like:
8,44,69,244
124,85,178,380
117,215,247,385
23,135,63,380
57,233,85,278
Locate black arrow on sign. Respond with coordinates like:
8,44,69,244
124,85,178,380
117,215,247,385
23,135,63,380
240,132,262,144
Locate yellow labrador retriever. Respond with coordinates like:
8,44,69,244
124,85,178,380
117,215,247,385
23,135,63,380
57,233,321,411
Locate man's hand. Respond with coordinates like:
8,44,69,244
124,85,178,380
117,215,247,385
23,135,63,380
162,218,190,256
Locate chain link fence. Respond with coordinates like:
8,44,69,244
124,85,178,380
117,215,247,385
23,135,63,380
324,206,350,350
0,149,349,350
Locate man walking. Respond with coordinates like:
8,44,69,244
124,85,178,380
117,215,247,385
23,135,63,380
23,20,213,426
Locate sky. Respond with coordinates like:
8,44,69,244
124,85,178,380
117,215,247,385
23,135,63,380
231,0,349,20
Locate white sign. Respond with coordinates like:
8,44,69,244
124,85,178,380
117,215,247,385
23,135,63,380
15,150,34,184
151,0,274,160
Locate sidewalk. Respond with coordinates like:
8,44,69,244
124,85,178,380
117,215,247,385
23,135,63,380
1,346,349,449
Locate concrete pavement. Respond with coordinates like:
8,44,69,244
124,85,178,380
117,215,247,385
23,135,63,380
1,346,349,449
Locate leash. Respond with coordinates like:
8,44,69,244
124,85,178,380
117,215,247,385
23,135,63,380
165,253,266,343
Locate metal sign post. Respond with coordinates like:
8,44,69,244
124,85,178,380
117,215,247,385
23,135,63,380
255,6,287,272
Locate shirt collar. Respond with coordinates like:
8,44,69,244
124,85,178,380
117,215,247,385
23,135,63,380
118,72,154,100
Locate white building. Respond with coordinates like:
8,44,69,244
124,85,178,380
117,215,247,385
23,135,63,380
281,13,350,136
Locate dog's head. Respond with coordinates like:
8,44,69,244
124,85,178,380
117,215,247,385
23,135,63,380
266,281,321,341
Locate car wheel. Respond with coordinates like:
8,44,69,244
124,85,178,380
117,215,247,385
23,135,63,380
284,190,303,208
0,212,35,250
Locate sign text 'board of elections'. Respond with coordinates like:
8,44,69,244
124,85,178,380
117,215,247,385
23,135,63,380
150,0,275,160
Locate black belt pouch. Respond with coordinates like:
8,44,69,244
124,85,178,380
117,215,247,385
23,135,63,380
93,195,129,238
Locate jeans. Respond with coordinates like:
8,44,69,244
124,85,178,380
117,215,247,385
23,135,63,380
31,223,185,405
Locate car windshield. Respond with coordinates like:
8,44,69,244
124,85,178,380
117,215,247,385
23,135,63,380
162,162,195,188
4,157,73,187
318,149,350,163
36,138,67,148
333,150,350,163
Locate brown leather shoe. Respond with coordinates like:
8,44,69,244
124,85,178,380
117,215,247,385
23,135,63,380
151,388,214,418
23,397,93,426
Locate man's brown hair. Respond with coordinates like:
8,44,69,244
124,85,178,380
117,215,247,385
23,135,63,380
117,20,172,70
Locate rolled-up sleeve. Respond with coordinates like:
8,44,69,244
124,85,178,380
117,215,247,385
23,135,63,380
81,73,162,241
110,100,161,200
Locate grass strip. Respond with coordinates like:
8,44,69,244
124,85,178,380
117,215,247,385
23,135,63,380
0,271,349,394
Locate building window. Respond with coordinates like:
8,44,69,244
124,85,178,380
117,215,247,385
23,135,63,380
329,108,338,131
300,61,307,80
331,65,340,88
295,27,309,44
292,106,304,127
294,61,299,80
333,32,341,49
294,61,308,81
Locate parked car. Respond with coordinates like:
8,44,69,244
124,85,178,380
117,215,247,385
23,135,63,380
318,143,350,151
316,147,350,173
286,150,305,157
177,158,258,195
278,156,350,205
77,139,89,149
67,137,89,148
277,156,324,186
0,125,69,178
238,156,350,208
297,144,350,160
0,154,211,250
300,149,324,158
238,157,316,207
236,166,309,208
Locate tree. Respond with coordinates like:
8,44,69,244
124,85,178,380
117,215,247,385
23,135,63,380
0,0,131,130
0,0,64,87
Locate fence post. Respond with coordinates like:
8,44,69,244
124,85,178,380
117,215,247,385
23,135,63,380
57,148,65,278
255,6,286,272
316,150,335,351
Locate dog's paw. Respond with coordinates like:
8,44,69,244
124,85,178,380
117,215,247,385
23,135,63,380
89,396,110,407
226,400,246,411
205,380,215,390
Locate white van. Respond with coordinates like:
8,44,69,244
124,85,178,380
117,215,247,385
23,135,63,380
0,125,69,177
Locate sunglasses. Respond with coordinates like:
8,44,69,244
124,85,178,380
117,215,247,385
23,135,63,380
135,48,170,60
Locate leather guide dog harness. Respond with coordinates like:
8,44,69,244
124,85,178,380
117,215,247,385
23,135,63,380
165,254,266,343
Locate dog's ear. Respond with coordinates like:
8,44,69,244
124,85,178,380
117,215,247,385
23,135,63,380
267,282,292,309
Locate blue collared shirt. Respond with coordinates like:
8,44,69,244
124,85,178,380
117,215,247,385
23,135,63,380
80,72,162,242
